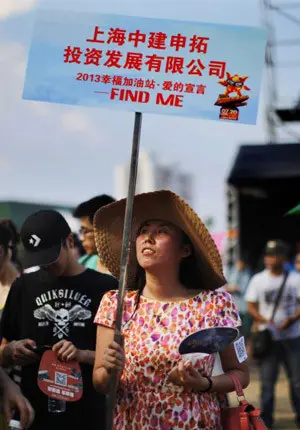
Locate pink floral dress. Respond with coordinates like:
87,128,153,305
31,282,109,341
94,290,241,429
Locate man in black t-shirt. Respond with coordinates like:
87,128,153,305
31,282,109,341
0,210,117,430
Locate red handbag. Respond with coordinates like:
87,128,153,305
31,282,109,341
220,371,268,430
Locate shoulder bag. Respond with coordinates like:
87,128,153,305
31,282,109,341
221,371,268,430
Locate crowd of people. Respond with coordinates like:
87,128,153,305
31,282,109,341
225,239,300,429
0,195,118,430
0,190,299,429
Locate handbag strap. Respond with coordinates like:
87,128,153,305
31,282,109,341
227,371,244,397
270,271,289,321
226,373,268,429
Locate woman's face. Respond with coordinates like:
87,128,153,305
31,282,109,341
136,220,190,271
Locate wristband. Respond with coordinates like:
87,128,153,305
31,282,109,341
199,376,213,393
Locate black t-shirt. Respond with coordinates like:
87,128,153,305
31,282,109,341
0,269,117,430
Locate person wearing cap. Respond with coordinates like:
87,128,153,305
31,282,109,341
73,194,115,274
246,239,300,429
0,210,118,430
93,190,249,430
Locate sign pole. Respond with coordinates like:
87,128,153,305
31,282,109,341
106,111,142,430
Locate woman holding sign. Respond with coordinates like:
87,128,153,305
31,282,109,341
93,191,249,429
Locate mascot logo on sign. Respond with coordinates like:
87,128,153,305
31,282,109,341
218,73,251,98
214,72,251,121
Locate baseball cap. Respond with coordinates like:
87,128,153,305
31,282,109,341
20,210,71,269
264,240,289,257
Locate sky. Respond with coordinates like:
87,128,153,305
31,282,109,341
1,0,300,232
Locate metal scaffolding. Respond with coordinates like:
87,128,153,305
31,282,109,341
261,0,300,143
225,1,300,269
225,185,240,267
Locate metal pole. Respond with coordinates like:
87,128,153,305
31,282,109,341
261,0,278,144
105,111,143,430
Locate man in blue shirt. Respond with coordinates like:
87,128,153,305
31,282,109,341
73,195,115,273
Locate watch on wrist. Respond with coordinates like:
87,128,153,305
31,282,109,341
199,376,213,393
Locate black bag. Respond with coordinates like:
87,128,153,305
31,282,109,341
252,271,289,359
252,329,273,359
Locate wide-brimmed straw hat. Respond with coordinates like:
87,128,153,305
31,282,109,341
94,190,226,291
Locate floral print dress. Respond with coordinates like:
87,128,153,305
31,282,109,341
94,290,241,430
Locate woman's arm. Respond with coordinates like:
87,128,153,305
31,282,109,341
168,338,249,394
214,340,250,393
93,325,114,393
93,325,125,394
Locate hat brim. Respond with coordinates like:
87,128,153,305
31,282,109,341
287,203,300,216
94,190,227,291
22,243,61,269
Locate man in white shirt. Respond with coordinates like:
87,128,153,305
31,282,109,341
246,240,300,429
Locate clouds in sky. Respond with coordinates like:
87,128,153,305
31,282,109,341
0,0,38,19
0,0,271,231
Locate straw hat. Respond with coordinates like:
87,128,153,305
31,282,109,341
94,190,226,291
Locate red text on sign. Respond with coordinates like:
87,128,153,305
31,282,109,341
64,46,82,64
76,73,101,82
83,26,212,54
170,33,187,51
156,93,184,107
189,36,210,53
145,54,164,72
128,30,147,47
110,88,150,103
208,61,226,79
109,88,184,108
86,26,105,43
84,48,103,66
187,59,206,76
124,52,143,70
148,32,168,50
107,28,127,46
165,57,184,74
104,50,122,68
64,45,226,79
75,72,208,97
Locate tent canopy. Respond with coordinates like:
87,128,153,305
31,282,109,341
226,143,300,270
228,143,300,187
